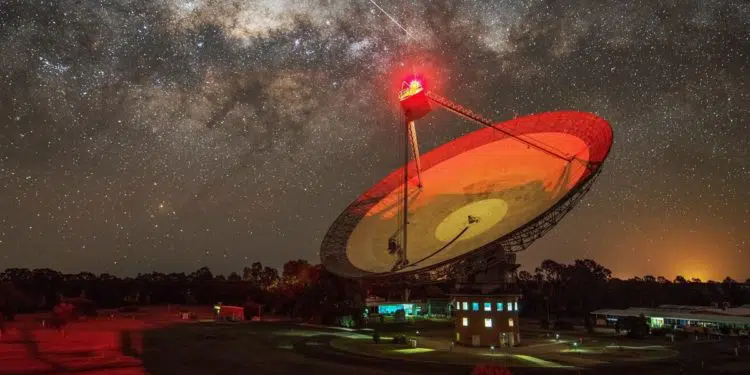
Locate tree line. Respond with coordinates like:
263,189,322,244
516,259,750,326
0,260,364,325
1,258,749,326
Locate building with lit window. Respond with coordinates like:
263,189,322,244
451,293,521,347
365,298,453,320
591,304,750,334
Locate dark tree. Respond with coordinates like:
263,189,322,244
0,282,23,320
243,262,264,284
189,267,214,283
282,259,313,285
260,267,280,290
621,314,650,338
517,270,533,283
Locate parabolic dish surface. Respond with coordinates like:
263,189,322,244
321,111,613,279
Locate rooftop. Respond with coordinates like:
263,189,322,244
591,304,750,325
449,293,522,297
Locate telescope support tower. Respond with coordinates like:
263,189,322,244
408,121,423,188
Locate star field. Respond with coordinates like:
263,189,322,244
0,0,748,280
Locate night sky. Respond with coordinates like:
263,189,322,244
1,0,748,281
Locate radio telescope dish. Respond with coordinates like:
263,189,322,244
320,84,612,280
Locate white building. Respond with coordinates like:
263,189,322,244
591,304,750,333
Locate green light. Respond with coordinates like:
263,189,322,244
392,348,435,354
561,348,592,353
482,353,572,368
512,354,572,368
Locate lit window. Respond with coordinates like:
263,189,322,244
514,302,519,311
462,301,468,310
472,302,479,311
496,302,504,311
508,318,514,327
484,318,493,328
507,302,514,312
455,302,460,311
462,317,469,326
484,302,492,312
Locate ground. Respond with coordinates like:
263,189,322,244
328,319,683,371
1,309,749,375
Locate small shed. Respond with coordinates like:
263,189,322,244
216,305,244,321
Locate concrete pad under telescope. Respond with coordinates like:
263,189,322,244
320,111,613,278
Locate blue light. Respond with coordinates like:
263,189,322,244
377,303,420,315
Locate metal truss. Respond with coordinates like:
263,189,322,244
320,167,603,287
364,169,601,286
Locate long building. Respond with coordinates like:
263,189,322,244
591,304,750,332
365,298,452,319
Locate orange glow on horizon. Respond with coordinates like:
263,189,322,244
670,255,718,282
612,224,739,282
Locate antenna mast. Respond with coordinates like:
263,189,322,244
401,116,410,269
389,78,434,271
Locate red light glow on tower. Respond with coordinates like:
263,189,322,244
399,78,425,101
383,55,445,107
399,76,432,122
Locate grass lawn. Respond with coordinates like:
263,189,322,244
557,343,679,362
330,336,561,368
353,318,685,369
363,318,453,333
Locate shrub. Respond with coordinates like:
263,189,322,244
339,315,354,328
391,335,407,344
539,319,549,330
651,328,668,336
674,330,689,340
621,315,649,339
394,309,406,322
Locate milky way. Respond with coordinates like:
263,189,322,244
1,0,748,280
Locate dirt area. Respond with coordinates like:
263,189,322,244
0,309,446,375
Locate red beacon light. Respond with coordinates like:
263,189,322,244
399,79,432,122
